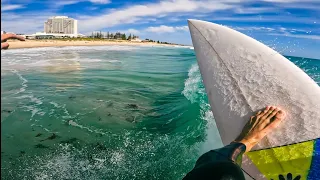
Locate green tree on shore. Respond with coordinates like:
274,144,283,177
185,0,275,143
122,34,127,40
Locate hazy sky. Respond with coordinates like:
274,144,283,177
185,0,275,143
1,0,320,58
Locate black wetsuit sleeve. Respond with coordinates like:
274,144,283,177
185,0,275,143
183,143,246,180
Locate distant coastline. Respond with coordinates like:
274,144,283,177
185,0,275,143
5,39,188,49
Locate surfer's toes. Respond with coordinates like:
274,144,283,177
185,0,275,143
258,106,286,132
257,106,285,123
267,107,286,129
272,108,285,121
261,106,284,121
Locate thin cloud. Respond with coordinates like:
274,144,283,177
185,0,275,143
269,33,320,40
231,26,275,32
175,26,189,31
262,0,316,2
126,28,140,35
145,25,188,33
55,0,111,6
1,4,24,11
78,0,239,32
273,3,320,10
228,25,320,40
234,7,276,14
230,26,316,35
89,0,110,4
146,25,176,33
212,16,318,24
262,0,320,10
55,0,80,6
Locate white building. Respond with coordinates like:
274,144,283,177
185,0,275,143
130,38,142,42
44,16,78,35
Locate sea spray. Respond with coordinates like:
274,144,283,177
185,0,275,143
182,63,223,154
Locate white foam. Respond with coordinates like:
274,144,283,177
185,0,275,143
8,69,48,119
1,45,141,55
68,120,106,135
1,46,132,73
22,105,42,118
49,102,60,108
182,64,202,103
110,152,125,165
182,63,223,153
11,69,28,95
106,60,121,63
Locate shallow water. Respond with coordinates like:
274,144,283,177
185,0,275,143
1,46,319,180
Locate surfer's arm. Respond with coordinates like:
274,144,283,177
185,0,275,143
225,142,246,166
183,143,246,180
195,142,246,167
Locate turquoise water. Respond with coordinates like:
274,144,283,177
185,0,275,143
1,46,319,180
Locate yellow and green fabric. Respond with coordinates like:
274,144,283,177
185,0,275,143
247,138,320,180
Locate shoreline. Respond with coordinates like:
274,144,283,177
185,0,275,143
5,39,188,49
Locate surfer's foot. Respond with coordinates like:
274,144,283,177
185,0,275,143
233,106,286,152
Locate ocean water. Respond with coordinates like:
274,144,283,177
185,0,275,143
1,46,319,180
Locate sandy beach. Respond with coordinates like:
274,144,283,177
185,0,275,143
5,39,183,49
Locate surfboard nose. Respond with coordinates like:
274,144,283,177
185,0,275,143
187,19,199,29
188,19,202,40
187,19,197,24
188,19,220,40
188,19,210,27
188,19,222,32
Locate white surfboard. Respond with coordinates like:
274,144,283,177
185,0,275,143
188,19,320,179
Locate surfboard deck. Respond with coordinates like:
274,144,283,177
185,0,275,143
188,19,320,179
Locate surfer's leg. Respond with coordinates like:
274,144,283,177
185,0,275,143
183,142,246,180
233,106,286,152
183,106,286,180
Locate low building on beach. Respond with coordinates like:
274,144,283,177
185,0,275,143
130,38,142,42
23,32,83,39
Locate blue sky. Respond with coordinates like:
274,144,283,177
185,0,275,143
1,0,320,58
